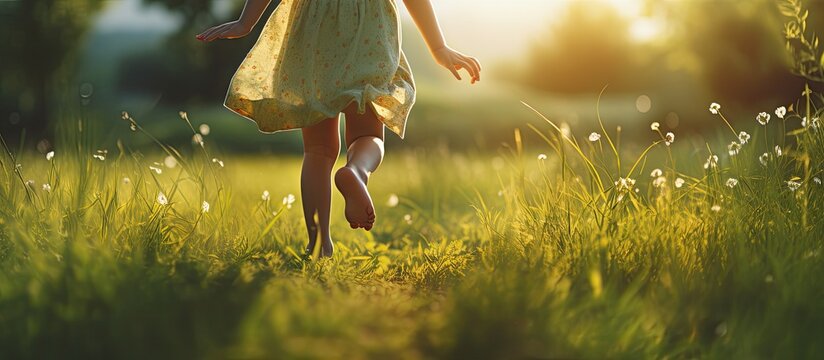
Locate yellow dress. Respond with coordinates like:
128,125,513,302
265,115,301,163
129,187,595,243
224,0,416,138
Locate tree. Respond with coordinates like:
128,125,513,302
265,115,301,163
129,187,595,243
0,0,106,144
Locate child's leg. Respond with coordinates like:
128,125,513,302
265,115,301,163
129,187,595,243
335,103,385,231
301,116,341,257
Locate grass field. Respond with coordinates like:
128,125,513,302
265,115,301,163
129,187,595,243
0,96,823,359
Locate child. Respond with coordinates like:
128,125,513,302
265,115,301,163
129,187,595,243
198,0,480,257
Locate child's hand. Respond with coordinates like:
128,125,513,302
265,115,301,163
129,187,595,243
196,21,253,42
432,46,481,84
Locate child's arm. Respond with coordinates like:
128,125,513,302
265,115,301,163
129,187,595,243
403,0,481,84
197,0,272,42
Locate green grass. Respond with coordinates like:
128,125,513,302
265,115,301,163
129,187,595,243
0,96,823,359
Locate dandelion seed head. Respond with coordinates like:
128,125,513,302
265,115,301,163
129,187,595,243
738,131,751,144
709,102,721,115
537,153,547,161
756,112,770,125
650,122,660,131
675,178,685,188
725,178,738,188
588,132,601,142
262,190,270,201
42,183,51,192
775,106,786,119
163,156,177,169
178,111,188,121
283,194,296,209
387,194,399,207
46,151,54,161
199,123,211,136
201,201,210,213
157,192,168,205
774,145,783,157
650,168,663,178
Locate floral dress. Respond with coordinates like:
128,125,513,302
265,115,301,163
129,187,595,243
224,0,416,138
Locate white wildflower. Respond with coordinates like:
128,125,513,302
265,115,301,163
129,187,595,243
802,117,807,127
775,106,786,119
653,176,667,188
537,153,547,161
738,131,751,144
46,151,54,161
123,177,131,184
665,132,675,146
163,155,177,169
704,155,719,170
726,178,739,188
157,192,168,205
192,133,204,146
283,194,296,209
178,111,188,121
728,141,741,156
614,177,636,194
262,190,270,201
92,149,107,161
25,179,34,188
588,132,601,142
149,165,163,174
813,177,821,185
211,158,225,167
560,123,571,138
650,122,660,131
201,201,210,213
787,180,802,191
650,168,663,177
759,153,769,166
387,194,399,207
711,204,721,212
199,123,211,136
675,178,686,188
774,146,783,157
404,214,413,224
756,112,770,125
709,102,721,115
42,183,51,192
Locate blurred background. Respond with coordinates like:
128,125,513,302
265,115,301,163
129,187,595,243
0,0,822,154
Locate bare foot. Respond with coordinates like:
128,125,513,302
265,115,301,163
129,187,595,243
334,166,376,230
305,223,318,257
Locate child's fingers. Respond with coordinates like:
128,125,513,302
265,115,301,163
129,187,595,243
456,59,478,82
447,63,462,80
198,26,222,41
205,26,228,42
461,57,480,82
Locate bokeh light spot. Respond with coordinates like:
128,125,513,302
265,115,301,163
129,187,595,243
636,95,652,113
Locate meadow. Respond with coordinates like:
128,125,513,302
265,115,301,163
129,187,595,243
0,86,822,359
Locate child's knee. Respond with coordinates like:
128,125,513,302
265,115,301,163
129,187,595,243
304,143,340,160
